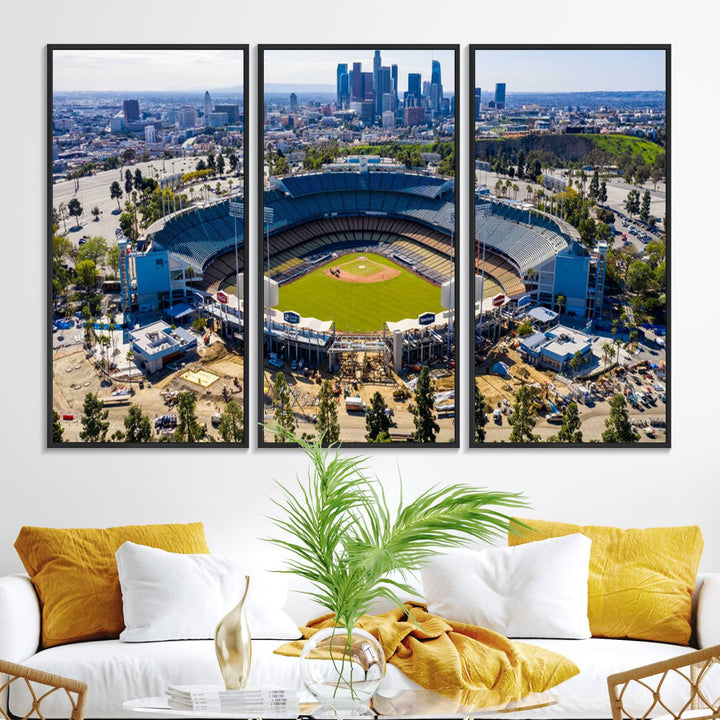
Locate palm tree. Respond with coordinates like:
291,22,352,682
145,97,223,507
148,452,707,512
602,341,616,369
126,349,135,380
98,335,111,373
512,183,519,200
58,202,68,234
526,185,532,202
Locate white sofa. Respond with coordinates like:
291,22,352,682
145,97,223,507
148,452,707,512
1,567,719,720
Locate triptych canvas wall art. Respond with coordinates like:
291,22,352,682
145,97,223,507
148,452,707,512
48,44,668,448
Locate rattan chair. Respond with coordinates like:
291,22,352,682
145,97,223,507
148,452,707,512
608,644,720,720
0,660,87,720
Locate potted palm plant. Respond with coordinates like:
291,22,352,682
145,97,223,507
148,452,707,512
265,429,528,713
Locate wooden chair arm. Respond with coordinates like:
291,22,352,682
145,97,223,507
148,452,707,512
0,659,87,720
607,644,720,720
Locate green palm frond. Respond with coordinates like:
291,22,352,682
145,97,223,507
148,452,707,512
265,431,530,630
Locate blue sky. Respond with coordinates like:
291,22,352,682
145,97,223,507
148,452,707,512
263,49,455,91
53,49,244,92
475,49,666,92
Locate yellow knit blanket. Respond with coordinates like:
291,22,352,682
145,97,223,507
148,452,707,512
275,603,579,711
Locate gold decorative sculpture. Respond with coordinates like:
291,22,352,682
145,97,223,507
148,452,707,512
214,575,251,690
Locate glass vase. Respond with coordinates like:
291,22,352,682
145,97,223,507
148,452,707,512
299,626,386,716
214,575,251,690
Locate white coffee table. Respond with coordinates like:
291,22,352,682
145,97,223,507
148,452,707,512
124,689,558,719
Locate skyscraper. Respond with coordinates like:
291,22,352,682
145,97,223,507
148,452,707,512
203,91,212,123
351,62,362,101
474,88,482,120
373,51,382,115
377,66,392,115
336,63,348,108
430,60,443,113
362,72,374,101
407,73,421,106
495,83,506,110
123,99,140,126
431,59,441,87
391,64,398,109
289,93,297,113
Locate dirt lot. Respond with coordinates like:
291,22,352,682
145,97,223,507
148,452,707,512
53,336,244,443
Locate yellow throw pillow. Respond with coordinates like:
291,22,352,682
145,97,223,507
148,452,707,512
509,519,703,645
15,523,209,648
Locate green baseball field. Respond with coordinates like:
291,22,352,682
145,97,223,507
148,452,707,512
274,252,442,333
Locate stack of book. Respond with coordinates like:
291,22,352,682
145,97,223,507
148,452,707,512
166,685,299,715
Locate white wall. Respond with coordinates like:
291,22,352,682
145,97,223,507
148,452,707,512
1,1,718,576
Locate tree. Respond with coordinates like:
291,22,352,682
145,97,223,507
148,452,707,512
517,318,533,337
602,341,616,368
216,154,226,176
640,190,652,224
174,391,204,443
508,386,538,443
218,400,244,443
555,402,583,443
126,348,135,379
91,206,100,222
107,245,119,277
474,381,487,443
75,259,98,289
365,390,391,442
626,261,655,294
316,380,340,443
602,394,639,443
134,168,143,191
79,392,109,442
588,169,600,200
569,352,581,380
598,180,608,204
51,409,64,443
77,236,108,266
228,152,238,172
272,372,296,441
123,405,153,443
412,365,439,443
110,181,123,210
555,294,566,315
67,197,83,229
624,189,640,218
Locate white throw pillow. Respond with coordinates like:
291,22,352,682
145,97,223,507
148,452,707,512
116,541,301,642
421,534,592,639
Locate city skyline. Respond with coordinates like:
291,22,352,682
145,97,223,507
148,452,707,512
475,49,666,93
53,49,245,92
263,49,455,92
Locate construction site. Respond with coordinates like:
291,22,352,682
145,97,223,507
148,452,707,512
476,338,667,443
53,328,245,443
263,348,455,444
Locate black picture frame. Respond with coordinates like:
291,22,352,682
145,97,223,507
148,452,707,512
258,44,460,448
468,44,670,448
48,44,249,448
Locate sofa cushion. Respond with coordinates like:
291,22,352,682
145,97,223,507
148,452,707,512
11,637,712,719
421,535,591,639
509,519,703,645
116,542,300,641
14,523,209,648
